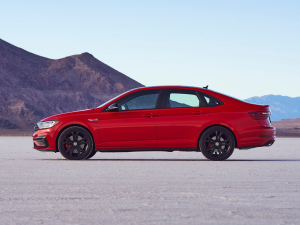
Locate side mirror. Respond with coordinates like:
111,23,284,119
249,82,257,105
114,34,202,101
107,103,119,112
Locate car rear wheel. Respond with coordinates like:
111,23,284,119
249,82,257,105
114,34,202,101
58,126,94,160
199,126,235,161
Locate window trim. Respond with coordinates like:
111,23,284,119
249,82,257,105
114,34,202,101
197,91,224,107
102,89,163,112
161,89,205,109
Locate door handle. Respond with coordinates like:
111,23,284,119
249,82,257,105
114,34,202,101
194,111,207,115
145,113,155,118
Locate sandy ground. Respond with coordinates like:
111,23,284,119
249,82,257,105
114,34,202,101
0,137,299,225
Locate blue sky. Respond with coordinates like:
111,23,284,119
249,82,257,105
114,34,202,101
1,0,299,99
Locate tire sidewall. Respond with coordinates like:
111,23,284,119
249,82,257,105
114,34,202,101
86,150,97,159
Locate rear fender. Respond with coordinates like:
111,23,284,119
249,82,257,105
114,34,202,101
197,119,239,148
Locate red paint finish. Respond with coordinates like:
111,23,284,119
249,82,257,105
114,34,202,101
98,109,159,149
156,107,209,148
33,86,275,153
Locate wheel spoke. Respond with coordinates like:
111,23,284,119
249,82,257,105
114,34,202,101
66,146,75,155
218,147,224,155
212,149,218,155
72,132,79,142
221,142,225,148
63,139,72,145
78,138,87,145
218,132,224,140
205,137,215,145
76,145,84,154
207,146,214,153
220,140,228,145
215,131,219,140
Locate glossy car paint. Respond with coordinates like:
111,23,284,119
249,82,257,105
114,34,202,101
33,86,275,152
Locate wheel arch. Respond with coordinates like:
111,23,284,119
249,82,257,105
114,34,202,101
55,124,95,152
197,124,237,150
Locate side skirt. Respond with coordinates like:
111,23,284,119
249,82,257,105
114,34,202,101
96,148,198,153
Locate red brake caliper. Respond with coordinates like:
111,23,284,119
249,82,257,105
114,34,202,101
65,137,71,150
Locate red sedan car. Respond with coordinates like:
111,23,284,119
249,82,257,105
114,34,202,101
33,86,275,160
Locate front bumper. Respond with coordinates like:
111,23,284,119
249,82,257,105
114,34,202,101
33,129,57,151
33,136,49,149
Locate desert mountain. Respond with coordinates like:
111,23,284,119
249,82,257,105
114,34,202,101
244,95,300,121
0,39,143,132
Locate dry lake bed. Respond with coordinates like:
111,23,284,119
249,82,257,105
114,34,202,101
0,137,299,225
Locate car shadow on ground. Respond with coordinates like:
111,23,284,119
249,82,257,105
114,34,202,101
37,158,300,162
89,159,300,161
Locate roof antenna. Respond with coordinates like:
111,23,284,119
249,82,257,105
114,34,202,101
203,85,208,89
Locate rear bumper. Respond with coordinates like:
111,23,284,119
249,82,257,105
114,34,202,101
264,140,275,146
238,140,275,150
237,126,276,149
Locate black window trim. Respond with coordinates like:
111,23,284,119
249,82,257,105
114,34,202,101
197,91,224,107
102,89,163,112
160,89,206,109
101,88,224,112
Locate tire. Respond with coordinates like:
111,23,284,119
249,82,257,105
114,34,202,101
86,150,97,159
199,126,235,161
58,126,94,160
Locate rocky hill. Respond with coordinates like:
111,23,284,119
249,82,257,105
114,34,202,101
0,39,142,134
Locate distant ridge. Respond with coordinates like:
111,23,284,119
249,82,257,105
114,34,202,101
244,95,300,121
0,38,143,132
272,118,300,137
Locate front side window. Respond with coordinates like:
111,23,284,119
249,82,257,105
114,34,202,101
118,90,160,111
166,90,201,108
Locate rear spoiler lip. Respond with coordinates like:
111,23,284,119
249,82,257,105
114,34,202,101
244,104,272,116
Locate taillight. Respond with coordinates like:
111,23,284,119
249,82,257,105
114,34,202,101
249,111,271,120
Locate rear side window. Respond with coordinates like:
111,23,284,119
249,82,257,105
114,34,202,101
169,93,199,108
203,93,223,106
164,90,202,108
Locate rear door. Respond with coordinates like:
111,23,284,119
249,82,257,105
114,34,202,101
156,89,209,148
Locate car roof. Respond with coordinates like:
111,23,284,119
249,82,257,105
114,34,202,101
131,85,208,91
97,85,245,109
130,85,244,104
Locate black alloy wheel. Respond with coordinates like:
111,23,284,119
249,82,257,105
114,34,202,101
199,126,235,161
58,126,94,160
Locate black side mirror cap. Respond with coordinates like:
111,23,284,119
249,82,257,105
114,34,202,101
107,103,119,112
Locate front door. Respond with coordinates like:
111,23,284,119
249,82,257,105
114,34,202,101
98,90,161,149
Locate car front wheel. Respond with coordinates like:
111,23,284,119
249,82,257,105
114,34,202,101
199,126,235,161
58,126,94,160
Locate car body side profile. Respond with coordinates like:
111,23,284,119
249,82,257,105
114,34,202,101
33,86,275,160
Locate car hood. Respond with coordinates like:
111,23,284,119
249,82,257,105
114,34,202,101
41,108,97,121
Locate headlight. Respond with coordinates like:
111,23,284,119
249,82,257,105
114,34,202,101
37,120,59,129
